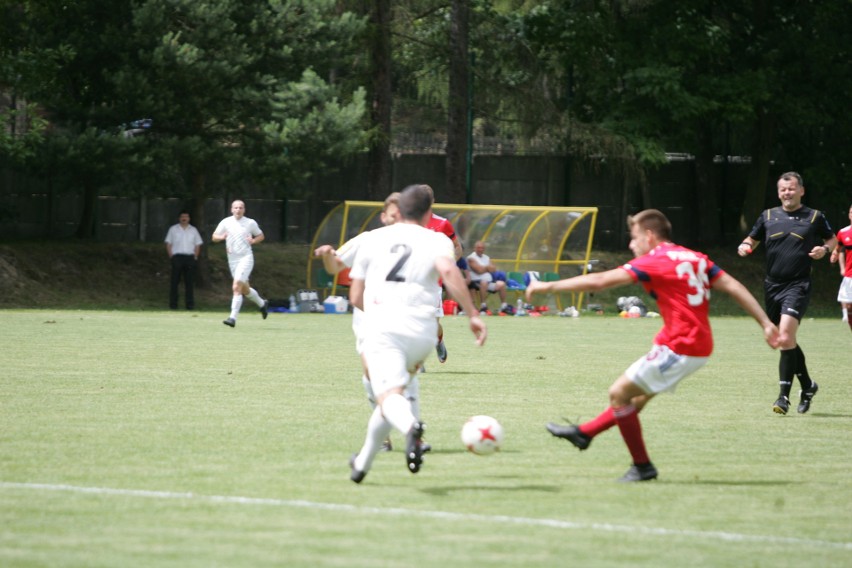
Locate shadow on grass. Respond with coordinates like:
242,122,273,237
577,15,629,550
808,413,852,419
420,484,561,496
667,479,794,487
423,448,522,455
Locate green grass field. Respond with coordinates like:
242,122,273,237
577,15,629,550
1,310,850,567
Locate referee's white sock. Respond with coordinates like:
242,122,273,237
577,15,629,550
353,406,391,473
381,392,417,435
246,287,264,307
229,294,243,319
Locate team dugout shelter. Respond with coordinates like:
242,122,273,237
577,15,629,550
308,202,599,312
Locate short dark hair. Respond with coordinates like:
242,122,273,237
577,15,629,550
778,171,804,187
627,209,672,241
399,184,433,221
179,210,190,217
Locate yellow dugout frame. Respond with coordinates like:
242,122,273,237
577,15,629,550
308,202,598,311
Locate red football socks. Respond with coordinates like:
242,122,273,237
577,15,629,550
613,404,650,465
579,406,616,437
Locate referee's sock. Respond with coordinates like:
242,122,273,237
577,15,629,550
794,345,814,391
778,348,797,398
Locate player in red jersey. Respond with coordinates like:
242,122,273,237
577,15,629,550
420,185,463,363
829,203,852,333
527,209,779,482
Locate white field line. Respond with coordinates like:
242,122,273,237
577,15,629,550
2,481,851,551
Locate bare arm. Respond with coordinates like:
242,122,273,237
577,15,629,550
350,278,364,311
250,232,265,246
313,245,347,274
451,237,463,261
525,268,633,302
808,236,837,260
436,256,487,346
711,272,779,349
468,257,488,275
737,237,759,257
833,249,846,275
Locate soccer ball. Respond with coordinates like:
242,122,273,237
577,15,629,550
461,415,504,455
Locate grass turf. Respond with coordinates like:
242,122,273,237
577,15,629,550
1,310,850,566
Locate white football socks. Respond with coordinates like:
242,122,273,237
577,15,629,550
406,375,421,420
380,392,417,434
362,375,376,409
246,287,264,307
229,294,243,319
353,406,392,473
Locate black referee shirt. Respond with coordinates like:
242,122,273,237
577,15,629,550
748,206,834,282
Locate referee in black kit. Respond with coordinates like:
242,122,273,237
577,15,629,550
738,171,837,415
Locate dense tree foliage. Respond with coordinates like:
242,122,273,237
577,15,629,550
1,0,367,235
2,0,849,242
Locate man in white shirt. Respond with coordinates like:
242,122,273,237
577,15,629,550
164,210,203,310
347,184,487,483
314,193,426,453
467,240,508,313
211,200,269,327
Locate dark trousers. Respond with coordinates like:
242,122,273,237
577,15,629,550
170,255,196,309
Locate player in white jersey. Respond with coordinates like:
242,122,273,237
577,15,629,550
211,200,269,327
347,184,486,483
314,193,429,452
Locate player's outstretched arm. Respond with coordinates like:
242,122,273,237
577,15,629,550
313,244,346,274
437,256,487,346
525,269,632,303
711,272,779,349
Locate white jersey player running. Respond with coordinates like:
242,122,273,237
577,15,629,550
211,200,269,327
347,184,486,483
313,193,428,452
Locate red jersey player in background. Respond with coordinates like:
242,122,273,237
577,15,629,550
421,185,463,363
829,203,852,332
527,209,779,482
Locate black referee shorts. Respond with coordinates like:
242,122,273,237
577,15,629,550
764,278,811,324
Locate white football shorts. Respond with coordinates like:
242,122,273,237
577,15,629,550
228,254,254,283
626,344,708,395
361,316,437,397
838,277,852,303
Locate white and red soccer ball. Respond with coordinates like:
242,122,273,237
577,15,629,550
461,415,504,455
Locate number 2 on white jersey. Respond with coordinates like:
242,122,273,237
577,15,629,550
385,244,412,282
676,258,710,306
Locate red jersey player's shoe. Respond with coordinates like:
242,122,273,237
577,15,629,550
546,422,592,450
797,382,819,414
772,395,790,415
618,462,658,482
